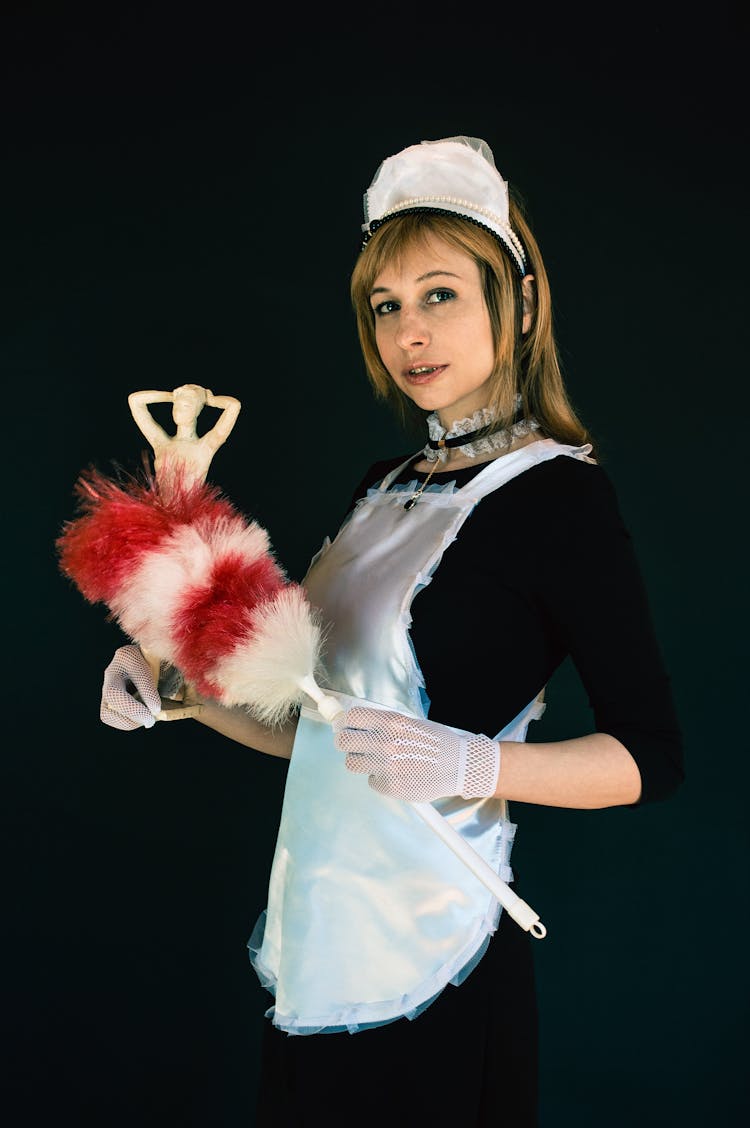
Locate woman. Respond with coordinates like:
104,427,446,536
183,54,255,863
99,136,683,1126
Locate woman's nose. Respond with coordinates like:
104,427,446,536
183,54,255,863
394,308,429,350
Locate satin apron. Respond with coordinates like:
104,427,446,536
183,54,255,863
249,440,593,1034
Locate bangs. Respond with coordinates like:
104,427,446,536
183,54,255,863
354,212,499,302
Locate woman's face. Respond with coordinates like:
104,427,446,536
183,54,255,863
370,236,495,428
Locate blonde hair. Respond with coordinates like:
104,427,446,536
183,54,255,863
350,204,593,453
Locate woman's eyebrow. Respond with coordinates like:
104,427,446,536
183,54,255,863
369,270,461,297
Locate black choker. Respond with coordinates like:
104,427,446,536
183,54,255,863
405,408,540,509
406,423,505,510
427,426,490,452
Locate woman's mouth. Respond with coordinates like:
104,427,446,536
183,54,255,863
405,364,446,385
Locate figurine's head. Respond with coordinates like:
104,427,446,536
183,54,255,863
172,384,207,424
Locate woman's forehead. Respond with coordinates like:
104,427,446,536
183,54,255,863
372,236,477,285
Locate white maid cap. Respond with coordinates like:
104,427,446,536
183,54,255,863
361,135,527,275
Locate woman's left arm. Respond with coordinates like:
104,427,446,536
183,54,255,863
527,462,684,808
496,732,642,808
335,461,682,812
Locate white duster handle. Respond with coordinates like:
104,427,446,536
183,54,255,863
411,801,546,937
299,676,546,939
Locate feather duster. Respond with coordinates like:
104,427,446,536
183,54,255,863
56,464,338,724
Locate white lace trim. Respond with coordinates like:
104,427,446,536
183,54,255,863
424,400,540,463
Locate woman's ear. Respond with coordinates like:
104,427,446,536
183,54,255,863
521,274,536,334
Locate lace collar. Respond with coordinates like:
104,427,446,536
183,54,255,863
424,403,539,463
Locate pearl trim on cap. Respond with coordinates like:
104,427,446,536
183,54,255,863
380,195,526,269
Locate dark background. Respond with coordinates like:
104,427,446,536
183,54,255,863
3,7,748,1126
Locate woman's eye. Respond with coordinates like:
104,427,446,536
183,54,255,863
372,289,455,317
372,299,399,317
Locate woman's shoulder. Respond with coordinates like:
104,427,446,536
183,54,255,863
507,447,617,498
521,450,632,540
473,448,628,540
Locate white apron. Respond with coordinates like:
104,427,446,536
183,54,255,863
249,439,593,1034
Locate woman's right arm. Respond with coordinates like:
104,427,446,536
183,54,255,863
188,690,296,759
100,644,295,759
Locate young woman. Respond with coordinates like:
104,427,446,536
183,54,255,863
99,136,683,1126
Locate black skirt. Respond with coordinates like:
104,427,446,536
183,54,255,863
255,908,539,1127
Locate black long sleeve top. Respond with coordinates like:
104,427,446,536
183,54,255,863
345,451,684,805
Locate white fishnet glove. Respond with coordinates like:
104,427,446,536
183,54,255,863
333,706,501,802
100,644,161,731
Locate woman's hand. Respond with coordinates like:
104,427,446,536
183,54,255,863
100,644,162,730
333,706,500,802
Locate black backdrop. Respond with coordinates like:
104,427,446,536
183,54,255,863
3,9,748,1126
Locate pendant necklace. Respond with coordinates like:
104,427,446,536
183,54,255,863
403,456,445,510
403,403,539,511
402,424,489,511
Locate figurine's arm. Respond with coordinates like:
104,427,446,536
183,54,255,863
128,390,174,447
202,392,242,451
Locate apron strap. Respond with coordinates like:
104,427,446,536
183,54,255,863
377,441,594,499
377,452,423,492
455,440,595,504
